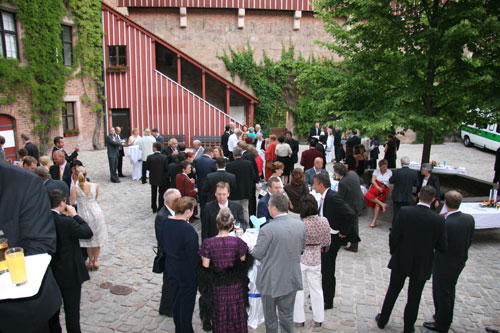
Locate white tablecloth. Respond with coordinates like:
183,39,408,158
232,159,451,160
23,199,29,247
126,145,143,180
457,202,500,229
409,162,467,175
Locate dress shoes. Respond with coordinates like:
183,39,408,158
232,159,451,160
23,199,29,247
324,304,333,310
344,247,358,253
118,174,126,177
375,313,386,329
423,321,447,332
111,178,121,183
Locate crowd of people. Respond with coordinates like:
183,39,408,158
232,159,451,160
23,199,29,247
0,123,480,333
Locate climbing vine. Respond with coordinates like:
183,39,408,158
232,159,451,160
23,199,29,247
219,44,340,137
0,0,103,151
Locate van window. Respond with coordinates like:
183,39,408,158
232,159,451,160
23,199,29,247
496,124,500,134
488,124,495,131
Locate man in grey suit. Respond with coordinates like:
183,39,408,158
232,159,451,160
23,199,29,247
252,193,306,333
390,156,418,226
334,163,366,252
192,140,205,160
106,127,123,183
305,157,329,186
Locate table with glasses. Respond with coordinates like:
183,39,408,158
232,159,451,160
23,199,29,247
409,162,467,175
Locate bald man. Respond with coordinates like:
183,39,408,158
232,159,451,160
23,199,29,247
49,150,72,188
305,157,329,187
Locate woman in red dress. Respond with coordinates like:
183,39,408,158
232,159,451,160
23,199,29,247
176,161,198,222
264,134,277,181
365,159,393,228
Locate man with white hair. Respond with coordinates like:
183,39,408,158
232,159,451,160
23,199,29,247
255,124,264,138
227,128,242,161
389,156,418,226
137,129,156,184
192,140,205,160
155,188,182,317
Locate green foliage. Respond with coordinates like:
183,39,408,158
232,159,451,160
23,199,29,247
219,44,338,137
313,0,500,162
0,58,34,106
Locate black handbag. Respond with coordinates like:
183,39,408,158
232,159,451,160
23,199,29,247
152,246,165,274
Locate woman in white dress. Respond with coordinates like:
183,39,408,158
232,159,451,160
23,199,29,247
127,128,142,180
325,127,335,163
70,166,108,270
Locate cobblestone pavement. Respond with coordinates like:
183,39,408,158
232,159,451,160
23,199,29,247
69,143,500,333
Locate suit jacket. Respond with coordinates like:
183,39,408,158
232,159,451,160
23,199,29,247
51,212,93,288
226,158,258,200
25,142,39,161
176,173,197,197
193,146,205,160
52,146,78,162
257,193,271,223
310,127,320,138
137,135,156,161
338,171,366,215
334,129,343,147
106,134,122,158
305,167,329,187
154,134,164,146
322,189,358,243
0,164,62,332
243,151,259,181
300,148,324,171
201,200,245,240
346,135,361,148
390,166,418,203
286,138,299,164
417,173,441,201
155,205,173,259
252,214,306,297
203,170,237,202
389,205,447,280
221,132,231,156
433,211,474,280
49,162,72,188
194,155,217,195
44,178,70,202
146,152,169,186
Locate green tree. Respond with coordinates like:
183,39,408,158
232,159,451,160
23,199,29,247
314,0,500,163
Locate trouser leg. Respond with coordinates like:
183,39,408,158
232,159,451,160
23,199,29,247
142,163,147,183
433,275,455,331
293,264,306,323
262,295,278,333
117,152,123,176
158,185,167,211
321,235,341,307
159,273,173,315
151,185,158,211
308,264,325,323
379,270,406,326
276,291,297,333
61,285,82,333
349,215,359,249
403,277,427,332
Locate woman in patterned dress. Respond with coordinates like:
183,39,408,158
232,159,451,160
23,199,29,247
198,208,249,332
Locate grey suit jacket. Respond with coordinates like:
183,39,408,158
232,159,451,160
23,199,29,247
338,171,366,215
252,214,306,297
305,167,329,187
194,146,205,160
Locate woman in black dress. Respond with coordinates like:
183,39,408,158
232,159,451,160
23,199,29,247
384,134,397,169
416,163,441,210
160,197,199,333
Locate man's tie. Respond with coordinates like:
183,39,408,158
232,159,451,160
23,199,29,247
59,166,63,180
319,197,324,217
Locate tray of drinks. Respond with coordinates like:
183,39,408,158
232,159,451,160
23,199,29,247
0,253,51,300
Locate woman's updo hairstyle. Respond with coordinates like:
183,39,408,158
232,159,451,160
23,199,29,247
170,197,197,215
216,207,235,231
77,166,87,190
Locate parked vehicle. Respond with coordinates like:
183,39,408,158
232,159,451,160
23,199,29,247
461,123,500,151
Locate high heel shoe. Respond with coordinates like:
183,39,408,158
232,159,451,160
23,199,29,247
93,263,100,270
86,263,94,271
369,224,376,228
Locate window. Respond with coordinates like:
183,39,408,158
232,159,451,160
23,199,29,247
61,25,72,67
62,102,76,131
108,45,127,67
0,10,18,59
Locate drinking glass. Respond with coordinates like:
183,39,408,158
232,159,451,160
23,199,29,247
6,247,27,286
0,238,8,274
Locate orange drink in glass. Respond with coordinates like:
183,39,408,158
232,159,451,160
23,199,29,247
6,247,27,286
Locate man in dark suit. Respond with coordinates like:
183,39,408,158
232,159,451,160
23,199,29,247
390,156,418,225
313,173,357,310
257,177,284,225
285,131,299,166
239,141,259,216
203,157,236,202
300,139,324,171
305,157,329,187
106,127,122,183
161,138,179,162
334,163,366,252
155,188,182,317
423,191,475,333
221,125,231,157
146,142,170,213
115,126,126,177
48,189,93,333
201,181,245,240
152,128,164,146
194,147,217,212
346,130,361,148
21,133,39,161
309,122,321,139
376,185,447,333
50,150,72,188
52,136,79,162
226,147,259,222
334,127,344,162
0,163,62,332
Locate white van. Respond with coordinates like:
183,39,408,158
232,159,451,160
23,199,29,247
461,123,500,151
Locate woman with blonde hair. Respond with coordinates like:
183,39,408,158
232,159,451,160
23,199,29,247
38,155,51,171
70,166,108,270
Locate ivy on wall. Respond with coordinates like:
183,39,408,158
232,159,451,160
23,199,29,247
0,0,104,151
219,44,339,137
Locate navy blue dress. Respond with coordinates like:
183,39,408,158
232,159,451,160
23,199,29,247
161,217,200,333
